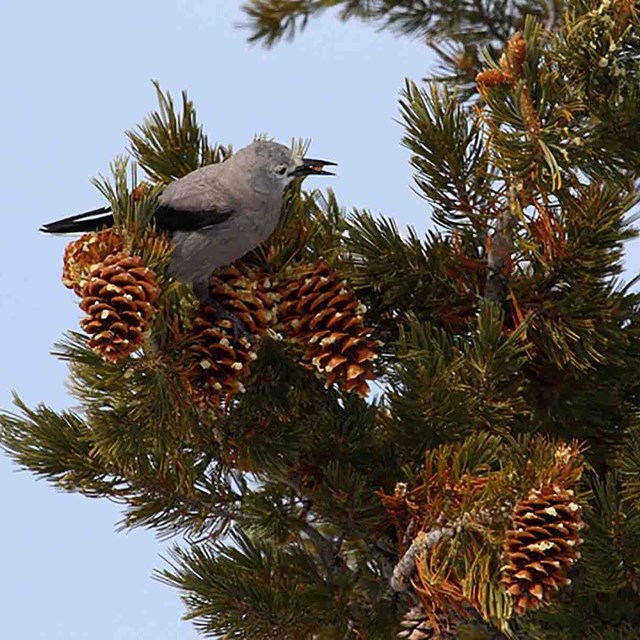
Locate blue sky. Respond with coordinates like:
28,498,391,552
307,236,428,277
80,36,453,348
0,2,433,638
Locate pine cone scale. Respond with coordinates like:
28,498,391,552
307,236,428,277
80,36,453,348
62,229,123,294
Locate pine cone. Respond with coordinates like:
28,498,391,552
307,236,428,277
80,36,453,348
181,312,254,408
501,484,583,614
278,261,378,396
208,263,276,336
398,606,456,640
62,229,123,295
79,253,159,362
181,262,275,408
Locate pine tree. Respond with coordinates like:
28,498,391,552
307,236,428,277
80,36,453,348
2,2,640,638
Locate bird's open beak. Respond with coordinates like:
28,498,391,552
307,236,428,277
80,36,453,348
290,157,337,177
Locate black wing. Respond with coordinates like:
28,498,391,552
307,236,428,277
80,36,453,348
153,204,233,231
41,204,233,235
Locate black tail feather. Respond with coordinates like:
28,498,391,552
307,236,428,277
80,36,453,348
40,206,114,234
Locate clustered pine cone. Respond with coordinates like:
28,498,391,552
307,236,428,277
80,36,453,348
62,229,123,295
209,263,276,337
398,605,456,640
181,312,254,409
181,263,276,408
501,484,583,614
79,252,159,362
278,261,378,396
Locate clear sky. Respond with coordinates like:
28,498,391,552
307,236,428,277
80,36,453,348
0,1,434,638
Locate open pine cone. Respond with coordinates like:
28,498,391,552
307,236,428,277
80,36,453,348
180,262,276,409
62,229,123,295
181,312,254,409
501,484,583,614
79,252,159,362
278,261,378,396
208,263,276,336
398,606,456,640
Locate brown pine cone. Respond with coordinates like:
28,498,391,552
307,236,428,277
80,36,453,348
278,261,378,397
501,484,583,614
180,262,275,409
180,310,254,409
79,253,159,362
398,605,456,640
503,31,526,78
208,263,276,337
62,229,123,295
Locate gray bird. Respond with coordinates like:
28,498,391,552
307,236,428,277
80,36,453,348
41,141,335,334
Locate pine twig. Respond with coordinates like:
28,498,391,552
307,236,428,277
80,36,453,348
484,184,517,304
390,527,454,592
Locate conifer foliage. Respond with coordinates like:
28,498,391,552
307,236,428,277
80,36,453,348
3,2,640,638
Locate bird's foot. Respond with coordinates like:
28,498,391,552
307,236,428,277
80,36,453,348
209,299,253,344
192,279,253,344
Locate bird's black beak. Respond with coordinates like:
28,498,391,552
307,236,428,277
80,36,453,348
289,157,337,177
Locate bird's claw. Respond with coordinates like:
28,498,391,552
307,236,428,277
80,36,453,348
193,280,253,345
209,300,253,345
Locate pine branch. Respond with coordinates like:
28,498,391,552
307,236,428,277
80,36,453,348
0,390,240,538
158,531,325,638
484,183,517,304
390,527,454,592
400,80,492,231
127,81,231,183
345,211,484,341
0,394,127,497
387,307,530,457
582,472,640,596
118,470,240,539
241,0,554,49
619,429,640,514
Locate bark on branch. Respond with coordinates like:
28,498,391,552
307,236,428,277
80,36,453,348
484,185,517,304
390,527,454,592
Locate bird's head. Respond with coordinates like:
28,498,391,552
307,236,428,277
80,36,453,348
238,140,336,195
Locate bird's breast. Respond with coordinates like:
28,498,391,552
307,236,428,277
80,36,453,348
168,196,282,284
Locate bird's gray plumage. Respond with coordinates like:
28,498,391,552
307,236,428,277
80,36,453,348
41,140,335,314
162,141,296,283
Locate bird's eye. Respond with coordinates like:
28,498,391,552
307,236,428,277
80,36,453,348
275,165,288,176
